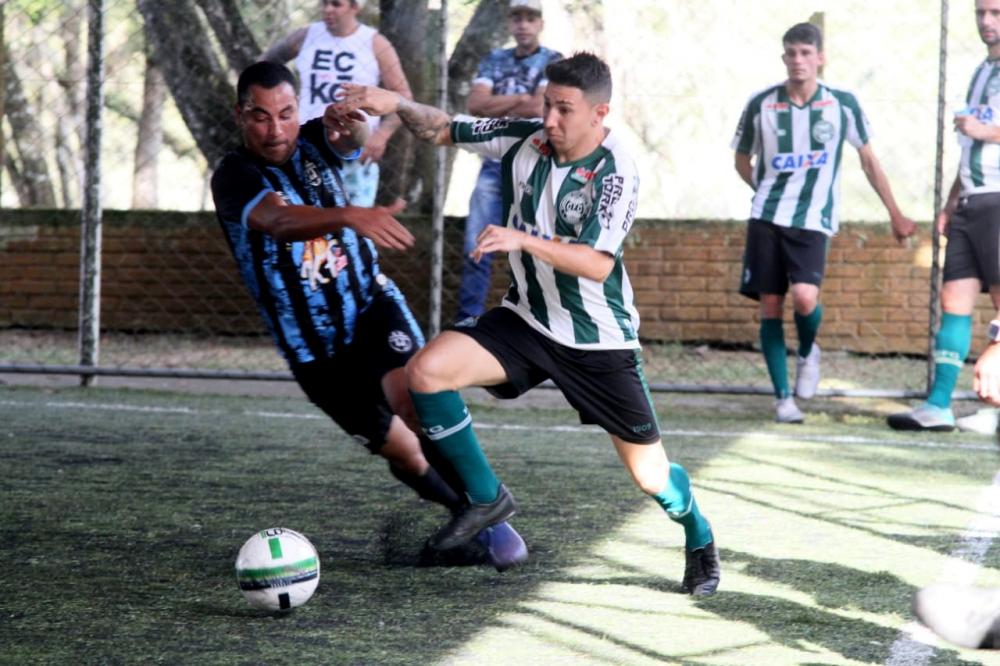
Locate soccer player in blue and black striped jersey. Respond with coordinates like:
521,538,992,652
211,61,526,570
733,23,915,424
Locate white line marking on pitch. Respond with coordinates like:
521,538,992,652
6,393,1000,663
0,398,996,453
885,469,1000,665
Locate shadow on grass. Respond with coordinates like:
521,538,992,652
534,549,978,665
0,386,986,665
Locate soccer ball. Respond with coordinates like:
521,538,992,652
235,527,320,611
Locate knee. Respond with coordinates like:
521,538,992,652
940,286,972,314
759,295,784,319
790,287,818,314
406,349,451,394
628,459,670,496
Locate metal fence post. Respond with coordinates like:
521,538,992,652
78,0,104,387
429,0,448,338
928,0,949,394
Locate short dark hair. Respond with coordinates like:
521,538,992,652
783,22,823,51
236,61,298,107
545,52,612,104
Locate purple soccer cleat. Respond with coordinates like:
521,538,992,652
476,521,528,572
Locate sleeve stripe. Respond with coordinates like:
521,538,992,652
241,188,271,229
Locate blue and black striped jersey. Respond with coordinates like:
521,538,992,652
211,117,416,365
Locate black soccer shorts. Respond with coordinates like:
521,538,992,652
739,218,829,300
455,307,661,444
290,292,423,451
943,192,1000,291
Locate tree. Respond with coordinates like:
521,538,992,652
131,54,166,209
55,0,86,208
2,42,56,207
446,0,509,114
377,0,509,211
136,0,251,168
136,0,510,204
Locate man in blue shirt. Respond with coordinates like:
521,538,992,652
455,0,562,325
211,61,526,570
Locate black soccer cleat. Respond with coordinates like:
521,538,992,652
428,483,517,551
682,540,721,596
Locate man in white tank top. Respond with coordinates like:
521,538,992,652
261,0,412,207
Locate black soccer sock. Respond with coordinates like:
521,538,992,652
389,463,464,512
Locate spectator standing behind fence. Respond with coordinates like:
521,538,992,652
210,62,527,571
732,22,915,425
889,0,1000,433
260,0,411,207
454,0,562,326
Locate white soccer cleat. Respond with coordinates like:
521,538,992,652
774,397,804,424
887,404,956,432
956,408,999,435
795,343,821,399
914,584,1000,649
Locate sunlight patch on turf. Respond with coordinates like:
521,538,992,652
442,431,1000,665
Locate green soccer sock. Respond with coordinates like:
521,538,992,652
794,304,823,358
409,389,500,504
926,312,972,409
652,463,713,550
761,318,790,399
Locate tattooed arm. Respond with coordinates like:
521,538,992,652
336,83,454,146
260,27,308,63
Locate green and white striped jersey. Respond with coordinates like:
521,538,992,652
959,61,1000,195
731,82,871,236
451,115,641,350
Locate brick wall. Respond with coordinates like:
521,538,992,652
621,220,972,356
2,210,991,355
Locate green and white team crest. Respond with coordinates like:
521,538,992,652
559,189,592,227
812,120,835,143
987,74,1000,97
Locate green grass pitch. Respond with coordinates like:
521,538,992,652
4,384,1000,665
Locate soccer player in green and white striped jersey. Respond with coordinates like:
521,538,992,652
733,22,915,424
337,52,721,595
890,0,1000,433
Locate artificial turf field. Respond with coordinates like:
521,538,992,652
5,384,1000,665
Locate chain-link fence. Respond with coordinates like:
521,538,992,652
0,0,992,396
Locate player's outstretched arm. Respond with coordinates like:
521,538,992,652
247,193,414,250
471,225,615,282
336,83,454,146
857,143,916,244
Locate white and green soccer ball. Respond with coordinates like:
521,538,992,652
235,528,320,611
